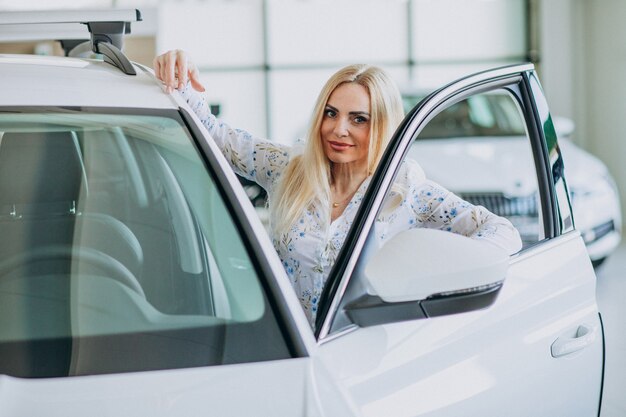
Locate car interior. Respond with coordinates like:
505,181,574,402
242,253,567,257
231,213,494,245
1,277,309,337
0,112,290,378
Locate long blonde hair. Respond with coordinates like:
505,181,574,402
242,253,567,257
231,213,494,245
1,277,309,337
271,64,404,236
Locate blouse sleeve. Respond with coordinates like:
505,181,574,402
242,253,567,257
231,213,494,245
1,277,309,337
404,161,523,255
180,84,291,193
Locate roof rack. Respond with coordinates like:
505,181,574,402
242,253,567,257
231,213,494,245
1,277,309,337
0,9,142,75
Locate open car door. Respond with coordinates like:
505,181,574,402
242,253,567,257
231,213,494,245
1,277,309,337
315,64,604,416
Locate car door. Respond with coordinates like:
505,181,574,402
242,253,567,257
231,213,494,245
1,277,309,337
0,108,358,416
315,64,604,416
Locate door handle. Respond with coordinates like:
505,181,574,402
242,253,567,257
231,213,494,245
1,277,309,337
551,323,598,358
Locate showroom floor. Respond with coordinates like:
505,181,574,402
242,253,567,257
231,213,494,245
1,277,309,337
596,242,626,417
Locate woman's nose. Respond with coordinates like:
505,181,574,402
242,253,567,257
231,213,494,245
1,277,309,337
333,118,349,137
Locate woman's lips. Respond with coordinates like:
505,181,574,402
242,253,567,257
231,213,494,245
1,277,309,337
329,141,353,151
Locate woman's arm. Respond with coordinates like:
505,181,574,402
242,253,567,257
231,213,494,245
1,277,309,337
402,160,522,255
153,50,290,191
415,182,522,254
180,84,290,191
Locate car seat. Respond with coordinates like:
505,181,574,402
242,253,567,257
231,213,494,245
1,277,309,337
0,131,144,290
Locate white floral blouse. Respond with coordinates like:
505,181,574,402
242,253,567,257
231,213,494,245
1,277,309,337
181,85,522,327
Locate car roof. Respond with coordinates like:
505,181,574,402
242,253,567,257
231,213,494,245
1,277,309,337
0,53,176,109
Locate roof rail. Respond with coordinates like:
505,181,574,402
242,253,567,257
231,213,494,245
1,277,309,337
0,9,142,76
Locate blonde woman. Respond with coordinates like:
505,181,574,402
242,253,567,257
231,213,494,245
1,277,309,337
154,50,522,326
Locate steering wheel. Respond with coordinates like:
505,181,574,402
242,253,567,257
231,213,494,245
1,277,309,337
0,245,145,298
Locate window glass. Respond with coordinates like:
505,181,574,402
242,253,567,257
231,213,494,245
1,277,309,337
0,110,290,378
406,90,542,248
403,92,526,139
468,94,496,128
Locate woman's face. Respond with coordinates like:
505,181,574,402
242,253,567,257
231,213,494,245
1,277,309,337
320,82,371,170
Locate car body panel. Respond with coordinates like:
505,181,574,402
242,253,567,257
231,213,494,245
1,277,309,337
320,232,602,417
0,55,176,109
0,357,358,417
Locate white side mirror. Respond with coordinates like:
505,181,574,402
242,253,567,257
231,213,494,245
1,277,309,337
346,229,509,327
365,228,509,302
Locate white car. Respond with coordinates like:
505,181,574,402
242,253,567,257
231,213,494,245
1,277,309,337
0,10,605,416
402,90,622,266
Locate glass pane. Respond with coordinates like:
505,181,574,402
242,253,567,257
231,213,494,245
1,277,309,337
0,110,290,377
406,90,541,248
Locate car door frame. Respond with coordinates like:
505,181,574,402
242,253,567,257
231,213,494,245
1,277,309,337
313,63,603,414
316,63,553,337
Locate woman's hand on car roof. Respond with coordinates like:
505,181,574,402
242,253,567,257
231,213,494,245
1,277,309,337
153,49,206,94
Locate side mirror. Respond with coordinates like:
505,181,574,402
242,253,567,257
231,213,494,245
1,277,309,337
345,228,509,327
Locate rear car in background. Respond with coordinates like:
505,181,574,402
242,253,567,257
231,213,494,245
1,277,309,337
402,90,622,266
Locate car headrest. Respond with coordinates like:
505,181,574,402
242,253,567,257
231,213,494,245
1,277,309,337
0,131,87,215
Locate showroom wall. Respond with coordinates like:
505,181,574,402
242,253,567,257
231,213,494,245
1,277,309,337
581,1,626,229
0,0,529,145
540,0,626,230
155,0,528,144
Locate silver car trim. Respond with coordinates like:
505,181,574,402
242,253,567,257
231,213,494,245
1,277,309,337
318,324,358,346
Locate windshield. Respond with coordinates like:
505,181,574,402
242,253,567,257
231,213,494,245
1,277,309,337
403,93,526,139
0,109,290,378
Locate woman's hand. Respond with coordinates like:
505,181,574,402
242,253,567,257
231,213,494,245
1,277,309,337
153,49,205,94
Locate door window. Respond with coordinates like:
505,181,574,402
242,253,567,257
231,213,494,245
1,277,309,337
319,78,555,336
0,110,291,377
407,90,543,248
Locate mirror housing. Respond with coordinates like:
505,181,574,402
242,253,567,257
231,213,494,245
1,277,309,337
345,228,510,327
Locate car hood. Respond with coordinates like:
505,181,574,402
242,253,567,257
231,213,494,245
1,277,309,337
408,136,607,196
0,357,358,417
408,137,538,196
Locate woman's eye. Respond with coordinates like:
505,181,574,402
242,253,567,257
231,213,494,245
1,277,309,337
354,116,369,124
324,109,336,118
